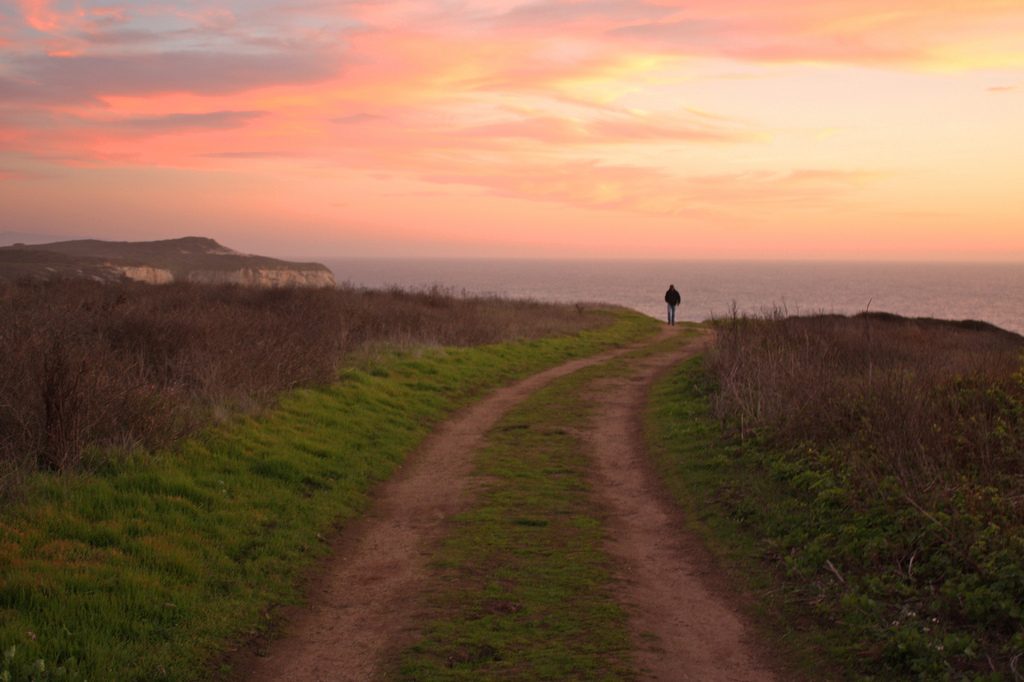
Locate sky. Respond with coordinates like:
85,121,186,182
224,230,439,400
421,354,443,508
1,0,1022,260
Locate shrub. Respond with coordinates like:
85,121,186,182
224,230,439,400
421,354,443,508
706,309,1024,492
701,310,1024,676
0,279,606,480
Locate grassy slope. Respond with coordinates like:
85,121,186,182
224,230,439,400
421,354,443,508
398,326,702,680
0,310,658,681
646,357,1024,681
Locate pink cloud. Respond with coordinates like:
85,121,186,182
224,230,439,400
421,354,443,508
78,28,161,45
496,1,674,28
331,113,386,125
603,0,1024,67
424,160,681,212
198,151,298,159
0,0,1016,259
18,0,128,35
419,159,877,215
1,50,342,104
19,0,63,32
89,110,267,133
454,114,749,145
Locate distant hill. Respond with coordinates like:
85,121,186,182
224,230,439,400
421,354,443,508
852,310,1024,343
0,237,336,288
0,231,86,246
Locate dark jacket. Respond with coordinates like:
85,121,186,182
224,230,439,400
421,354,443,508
665,287,681,306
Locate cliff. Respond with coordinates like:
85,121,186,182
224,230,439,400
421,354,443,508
0,237,336,288
184,268,336,287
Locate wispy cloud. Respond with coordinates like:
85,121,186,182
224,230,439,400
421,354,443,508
94,110,267,132
2,50,342,103
18,0,64,33
454,114,751,145
77,28,162,46
420,159,877,215
496,1,673,28
603,1,1023,68
199,150,297,159
1,0,1021,259
331,113,385,125
17,0,131,41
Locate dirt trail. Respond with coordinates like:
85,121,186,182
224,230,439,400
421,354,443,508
242,327,776,681
585,332,777,681
242,331,673,682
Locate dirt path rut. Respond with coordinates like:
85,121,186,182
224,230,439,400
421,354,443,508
242,328,776,681
585,334,776,681
242,334,671,682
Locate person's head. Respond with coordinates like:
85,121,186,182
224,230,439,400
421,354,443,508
669,284,676,289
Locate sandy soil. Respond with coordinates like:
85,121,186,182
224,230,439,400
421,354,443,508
240,334,669,682
584,332,777,681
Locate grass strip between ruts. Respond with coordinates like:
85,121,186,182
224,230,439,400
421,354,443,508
396,355,639,681
0,310,658,682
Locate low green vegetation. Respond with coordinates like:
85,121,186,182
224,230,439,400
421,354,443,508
397,325,703,681
647,314,1024,680
397,357,636,680
0,309,658,681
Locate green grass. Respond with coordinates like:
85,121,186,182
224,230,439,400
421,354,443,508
0,309,658,682
645,358,826,675
396,362,635,681
646,356,1024,681
395,324,703,681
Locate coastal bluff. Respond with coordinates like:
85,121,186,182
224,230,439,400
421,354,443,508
0,236,336,288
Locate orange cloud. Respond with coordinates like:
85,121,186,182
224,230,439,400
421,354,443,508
18,0,135,34
453,113,750,145
418,159,877,215
19,0,62,32
1,0,1021,260
607,0,1024,68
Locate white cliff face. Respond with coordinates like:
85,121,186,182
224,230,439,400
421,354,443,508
186,268,336,288
111,265,175,284
108,263,335,287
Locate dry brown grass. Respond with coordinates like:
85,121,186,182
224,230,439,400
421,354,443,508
0,279,606,479
706,308,1024,501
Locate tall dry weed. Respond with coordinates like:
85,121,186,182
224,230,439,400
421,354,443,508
706,309,1024,501
0,279,605,476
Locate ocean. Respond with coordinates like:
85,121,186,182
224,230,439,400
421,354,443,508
322,259,1024,336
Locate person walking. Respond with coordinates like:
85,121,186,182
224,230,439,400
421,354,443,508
664,284,681,325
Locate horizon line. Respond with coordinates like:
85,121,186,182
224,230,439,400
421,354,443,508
291,255,1024,265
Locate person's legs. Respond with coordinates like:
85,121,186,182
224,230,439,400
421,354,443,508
667,303,675,325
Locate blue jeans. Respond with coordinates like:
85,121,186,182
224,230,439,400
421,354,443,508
667,303,676,325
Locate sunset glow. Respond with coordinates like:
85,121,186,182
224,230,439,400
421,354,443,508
1,0,1022,259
